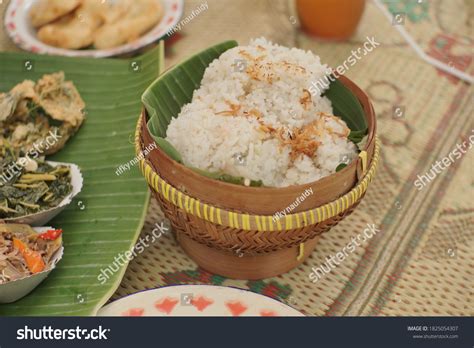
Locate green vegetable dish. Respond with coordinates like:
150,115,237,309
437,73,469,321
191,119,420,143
0,146,72,219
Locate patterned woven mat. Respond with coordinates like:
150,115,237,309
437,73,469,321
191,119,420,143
1,0,472,316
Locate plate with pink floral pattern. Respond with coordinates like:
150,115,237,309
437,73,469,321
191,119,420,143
4,0,183,57
98,285,304,317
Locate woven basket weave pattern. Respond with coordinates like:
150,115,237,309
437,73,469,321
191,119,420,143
153,190,362,254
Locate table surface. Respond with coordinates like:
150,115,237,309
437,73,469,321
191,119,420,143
1,0,473,316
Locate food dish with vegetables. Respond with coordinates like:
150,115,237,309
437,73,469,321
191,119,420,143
0,148,73,220
0,71,84,224
0,46,158,311
0,69,82,298
0,72,85,155
0,224,63,284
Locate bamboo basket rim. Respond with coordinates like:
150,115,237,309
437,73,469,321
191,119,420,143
135,114,380,231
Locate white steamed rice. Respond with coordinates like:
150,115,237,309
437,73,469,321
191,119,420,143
165,38,357,187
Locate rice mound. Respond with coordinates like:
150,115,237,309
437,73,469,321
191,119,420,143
166,38,357,187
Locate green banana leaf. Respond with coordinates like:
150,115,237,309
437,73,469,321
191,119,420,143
335,163,348,172
148,131,183,164
143,40,238,138
144,40,256,186
0,43,164,316
323,78,367,136
189,167,263,187
143,40,367,187
348,129,368,144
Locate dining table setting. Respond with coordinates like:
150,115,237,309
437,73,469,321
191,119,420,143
0,0,472,319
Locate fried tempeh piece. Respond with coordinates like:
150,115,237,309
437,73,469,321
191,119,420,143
33,72,85,128
0,72,85,155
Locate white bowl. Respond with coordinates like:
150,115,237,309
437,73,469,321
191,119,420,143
0,226,64,303
4,0,184,57
4,161,83,226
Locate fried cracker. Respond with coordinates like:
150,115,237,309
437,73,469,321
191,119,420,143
36,0,105,49
30,0,82,28
93,0,163,49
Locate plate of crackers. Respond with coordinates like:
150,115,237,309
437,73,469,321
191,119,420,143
4,0,183,57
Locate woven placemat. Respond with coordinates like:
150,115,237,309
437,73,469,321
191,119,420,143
1,0,472,316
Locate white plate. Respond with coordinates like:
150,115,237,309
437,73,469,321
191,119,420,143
98,285,304,317
0,226,64,303
4,0,183,57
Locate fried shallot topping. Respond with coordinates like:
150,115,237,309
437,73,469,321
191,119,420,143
276,121,322,161
237,50,307,84
243,108,263,119
299,89,312,110
214,102,350,162
215,100,241,116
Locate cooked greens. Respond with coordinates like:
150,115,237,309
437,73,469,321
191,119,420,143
0,148,72,219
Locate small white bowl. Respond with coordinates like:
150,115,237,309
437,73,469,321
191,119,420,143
5,161,83,226
0,226,64,303
4,0,184,57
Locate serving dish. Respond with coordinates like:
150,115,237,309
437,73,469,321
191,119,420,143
0,225,64,304
98,285,304,316
4,161,83,226
0,43,163,316
4,0,183,57
136,41,379,279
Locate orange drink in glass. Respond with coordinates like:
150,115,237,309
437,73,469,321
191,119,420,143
296,0,366,40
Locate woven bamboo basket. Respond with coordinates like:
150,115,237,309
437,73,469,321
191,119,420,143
136,126,379,279
135,45,379,279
